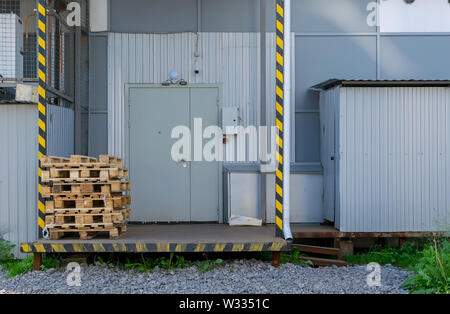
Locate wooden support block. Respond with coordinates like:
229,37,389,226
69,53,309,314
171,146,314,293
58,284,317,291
340,240,354,256
41,171,50,180
111,182,121,193
53,185,62,193
56,216,65,224
272,252,281,267
100,170,109,179
45,200,54,210
41,186,51,195
80,170,90,178
81,184,94,193
70,170,80,179
45,215,55,225
50,168,61,178
33,253,42,271
101,185,111,194
71,185,81,194
76,199,85,208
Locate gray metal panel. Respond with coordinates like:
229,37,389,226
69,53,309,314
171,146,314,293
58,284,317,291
335,86,450,232
89,34,108,112
190,87,220,221
201,0,259,32
107,32,291,160
88,113,108,157
0,104,37,258
129,87,190,222
291,0,376,33
47,105,74,157
110,0,198,33
294,35,376,163
266,173,324,224
295,112,321,162
380,36,450,80
296,36,377,110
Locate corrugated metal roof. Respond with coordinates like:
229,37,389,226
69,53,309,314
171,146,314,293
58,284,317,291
311,79,450,91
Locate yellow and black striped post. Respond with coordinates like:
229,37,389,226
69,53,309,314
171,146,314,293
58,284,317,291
275,0,284,238
37,0,47,238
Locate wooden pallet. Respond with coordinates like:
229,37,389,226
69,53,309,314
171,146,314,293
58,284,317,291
46,207,119,214
48,224,127,240
41,155,124,168
69,155,98,163
41,182,130,197
45,209,130,226
99,155,123,167
40,155,70,164
46,195,131,210
42,183,130,198
41,168,128,181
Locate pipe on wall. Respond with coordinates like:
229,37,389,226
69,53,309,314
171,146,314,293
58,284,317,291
283,0,292,240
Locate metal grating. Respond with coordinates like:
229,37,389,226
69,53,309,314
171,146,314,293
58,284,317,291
0,0,20,15
22,33,36,78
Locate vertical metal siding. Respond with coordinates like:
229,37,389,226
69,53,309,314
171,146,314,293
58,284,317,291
107,32,295,159
334,86,450,232
0,104,37,258
0,104,74,257
47,105,75,157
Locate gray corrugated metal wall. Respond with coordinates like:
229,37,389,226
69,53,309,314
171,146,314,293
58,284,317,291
47,105,75,157
107,32,295,161
0,104,37,258
322,87,450,232
0,103,74,257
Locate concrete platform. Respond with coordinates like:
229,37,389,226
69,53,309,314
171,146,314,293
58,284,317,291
21,224,288,253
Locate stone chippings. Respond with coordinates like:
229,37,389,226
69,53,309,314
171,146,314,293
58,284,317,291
0,259,413,294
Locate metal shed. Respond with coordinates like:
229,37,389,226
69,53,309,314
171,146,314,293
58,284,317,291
315,80,450,233
0,100,74,257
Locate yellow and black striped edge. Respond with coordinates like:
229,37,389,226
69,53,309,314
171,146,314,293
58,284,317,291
20,241,289,253
37,0,47,238
275,0,284,238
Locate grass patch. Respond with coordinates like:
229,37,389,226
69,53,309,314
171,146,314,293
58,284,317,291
345,238,449,294
0,238,59,278
344,242,420,269
256,248,313,266
120,253,193,273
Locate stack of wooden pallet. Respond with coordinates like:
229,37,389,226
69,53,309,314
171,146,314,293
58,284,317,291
41,155,131,240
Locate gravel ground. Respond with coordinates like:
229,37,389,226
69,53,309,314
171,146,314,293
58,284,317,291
0,259,413,294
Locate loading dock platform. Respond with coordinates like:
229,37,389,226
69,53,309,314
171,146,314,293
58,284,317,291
21,224,289,269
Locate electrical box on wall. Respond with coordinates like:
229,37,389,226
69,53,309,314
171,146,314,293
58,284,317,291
222,107,239,134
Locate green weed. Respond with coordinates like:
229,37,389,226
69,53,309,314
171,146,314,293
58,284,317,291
402,238,449,294
345,242,420,269
196,258,224,273
280,248,313,266
123,253,192,273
